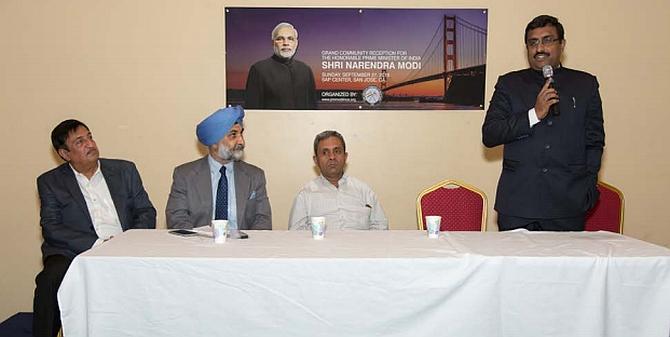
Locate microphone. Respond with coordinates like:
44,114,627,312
542,65,560,116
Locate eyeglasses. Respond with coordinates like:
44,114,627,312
526,37,561,47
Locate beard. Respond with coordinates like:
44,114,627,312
218,144,244,161
273,44,296,59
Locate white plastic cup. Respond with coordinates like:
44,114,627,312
310,217,326,240
425,216,442,239
212,220,228,244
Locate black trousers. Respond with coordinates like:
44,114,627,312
33,255,72,337
498,214,585,232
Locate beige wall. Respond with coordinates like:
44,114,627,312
1,0,668,321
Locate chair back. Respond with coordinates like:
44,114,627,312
416,179,487,231
585,181,624,233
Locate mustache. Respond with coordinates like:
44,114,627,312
534,52,550,58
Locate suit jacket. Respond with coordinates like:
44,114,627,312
482,67,605,220
165,156,272,230
244,55,317,109
37,159,156,259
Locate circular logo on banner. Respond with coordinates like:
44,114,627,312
362,86,383,106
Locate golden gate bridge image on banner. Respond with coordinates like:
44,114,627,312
378,15,487,108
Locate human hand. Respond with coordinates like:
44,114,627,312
534,78,559,119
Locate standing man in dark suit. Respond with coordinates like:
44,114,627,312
482,15,605,231
34,119,156,337
166,106,272,230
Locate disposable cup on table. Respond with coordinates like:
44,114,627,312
211,220,228,244
425,216,442,239
310,217,326,240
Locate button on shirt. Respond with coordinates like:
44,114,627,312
71,163,122,245
288,175,388,230
208,156,238,229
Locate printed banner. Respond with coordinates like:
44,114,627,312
225,8,488,110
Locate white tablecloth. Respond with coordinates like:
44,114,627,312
58,230,670,337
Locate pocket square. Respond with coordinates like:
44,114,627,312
249,191,256,200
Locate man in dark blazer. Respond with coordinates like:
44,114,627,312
482,15,605,231
34,119,156,337
166,106,272,230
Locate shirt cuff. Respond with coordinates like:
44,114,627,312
528,108,540,127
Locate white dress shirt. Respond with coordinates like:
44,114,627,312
288,174,388,230
71,162,122,246
529,108,541,127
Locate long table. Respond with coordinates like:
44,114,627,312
58,229,670,337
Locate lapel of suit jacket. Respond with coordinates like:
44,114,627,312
58,163,94,226
234,161,250,226
196,156,214,220
522,68,544,109
99,159,127,229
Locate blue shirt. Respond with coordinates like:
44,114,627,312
207,155,238,229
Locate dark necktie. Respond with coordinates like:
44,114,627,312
215,166,228,220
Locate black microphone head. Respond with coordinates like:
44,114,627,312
542,65,553,79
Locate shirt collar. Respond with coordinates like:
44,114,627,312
272,54,294,65
70,160,101,181
530,63,563,75
208,155,234,174
318,174,348,188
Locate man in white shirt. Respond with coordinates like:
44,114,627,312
289,130,388,230
34,119,156,337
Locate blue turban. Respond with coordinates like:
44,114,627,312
196,106,245,146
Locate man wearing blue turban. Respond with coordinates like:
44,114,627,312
166,106,272,230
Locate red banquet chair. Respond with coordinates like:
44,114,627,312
585,181,625,233
416,179,487,231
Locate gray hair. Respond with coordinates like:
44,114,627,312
313,130,346,155
272,22,298,40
